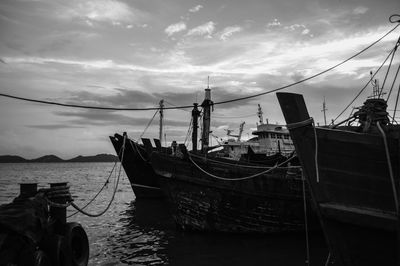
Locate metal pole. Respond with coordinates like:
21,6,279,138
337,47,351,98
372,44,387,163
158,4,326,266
159,99,164,144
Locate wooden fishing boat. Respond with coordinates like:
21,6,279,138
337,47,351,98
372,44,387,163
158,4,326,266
277,92,400,265
151,149,316,233
109,133,164,198
149,88,318,233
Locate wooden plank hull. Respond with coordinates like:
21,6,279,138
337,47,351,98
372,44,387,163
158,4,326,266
109,134,164,198
151,152,319,233
277,92,400,265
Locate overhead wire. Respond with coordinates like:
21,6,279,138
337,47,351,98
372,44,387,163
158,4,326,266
0,22,399,111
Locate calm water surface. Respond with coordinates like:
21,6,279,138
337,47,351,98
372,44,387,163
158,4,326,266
0,162,329,265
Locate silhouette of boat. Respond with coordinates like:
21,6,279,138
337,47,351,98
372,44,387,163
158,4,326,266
109,134,165,198
278,91,400,265
149,88,318,233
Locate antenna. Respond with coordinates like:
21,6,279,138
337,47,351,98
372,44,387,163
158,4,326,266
321,96,327,126
369,71,385,98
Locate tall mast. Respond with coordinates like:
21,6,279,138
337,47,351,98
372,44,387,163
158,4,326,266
201,83,213,153
191,103,201,152
321,97,327,126
238,122,245,141
257,104,264,125
159,99,164,144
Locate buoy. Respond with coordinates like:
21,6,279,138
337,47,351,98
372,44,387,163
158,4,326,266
63,222,89,266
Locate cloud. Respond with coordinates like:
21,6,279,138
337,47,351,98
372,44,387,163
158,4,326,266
56,0,145,25
267,18,281,27
27,124,84,130
219,26,242,41
189,5,203,13
353,6,369,15
165,22,187,36
284,23,312,36
187,21,216,38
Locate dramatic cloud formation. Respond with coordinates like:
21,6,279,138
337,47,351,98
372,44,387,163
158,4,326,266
0,0,399,158
56,0,146,25
165,22,187,36
187,21,216,37
219,26,242,41
189,5,203,13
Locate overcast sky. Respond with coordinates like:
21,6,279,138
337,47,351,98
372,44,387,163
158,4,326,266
0,0,399,159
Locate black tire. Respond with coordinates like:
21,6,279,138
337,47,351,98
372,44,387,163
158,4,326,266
63,222,89,266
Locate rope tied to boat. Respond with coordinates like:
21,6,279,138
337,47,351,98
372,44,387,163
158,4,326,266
376,121,399,215
188,153,301,181
286,117,320,183
286,118,314,130
42,134,127,217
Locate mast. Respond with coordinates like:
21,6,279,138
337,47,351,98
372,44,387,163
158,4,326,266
191,103,201,152
159,99,164,144
201,86,213,153
321,97,327,126
257,104,264,125
237,122,245,141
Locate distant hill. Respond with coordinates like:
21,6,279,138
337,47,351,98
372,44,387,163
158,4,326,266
31,155,64,163
0,155,28,163
67,154,118,163
0,154,118,163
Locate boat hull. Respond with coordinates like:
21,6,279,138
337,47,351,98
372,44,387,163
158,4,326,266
109,134,164,199
151,152,318,233
277,92,400,265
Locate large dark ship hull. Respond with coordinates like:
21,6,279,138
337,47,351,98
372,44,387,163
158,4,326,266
150,151,318,233
277,92,399,265
109,134,164,198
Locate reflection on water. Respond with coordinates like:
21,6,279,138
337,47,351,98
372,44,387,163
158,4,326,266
106,200,172,265
0,163,329,265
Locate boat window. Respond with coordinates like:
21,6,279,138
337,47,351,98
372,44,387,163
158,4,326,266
270,133,276,138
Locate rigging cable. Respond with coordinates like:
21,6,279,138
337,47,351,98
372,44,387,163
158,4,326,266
332,45,397,124
139,109,159,139
0,23,399,111
387,63,400,102
392,76,400,123
379,36,400,98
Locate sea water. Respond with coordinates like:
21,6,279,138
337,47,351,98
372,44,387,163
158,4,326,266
0,162,329,265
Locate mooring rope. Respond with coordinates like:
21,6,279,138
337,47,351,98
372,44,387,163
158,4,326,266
376,121,399,215
68,134,127,217
188,153,299,181
67,149,122,218
189,152,285,169
301,170,310,266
